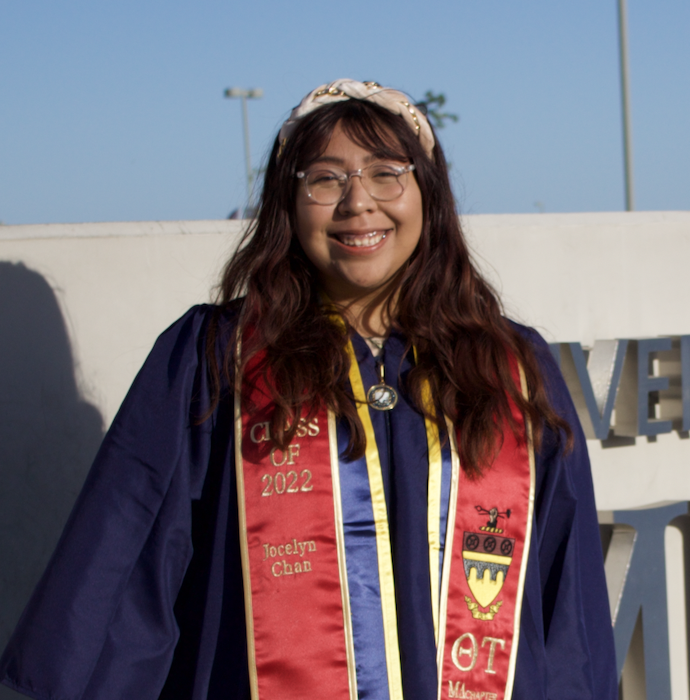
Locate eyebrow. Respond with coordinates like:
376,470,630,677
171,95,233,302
310,153,405,166
310,154,378,166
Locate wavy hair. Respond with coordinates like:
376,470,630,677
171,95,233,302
206,98,572,474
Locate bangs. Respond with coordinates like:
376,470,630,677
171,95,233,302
339,110,410,162
293,100,416,169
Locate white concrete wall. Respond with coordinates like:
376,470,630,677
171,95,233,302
0,220,242,426
4,213,688,509
1,211,689,699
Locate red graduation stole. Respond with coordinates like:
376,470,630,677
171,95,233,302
234,343,534,700
437,385,535,700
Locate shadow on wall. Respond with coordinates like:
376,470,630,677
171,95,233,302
0,262,104,700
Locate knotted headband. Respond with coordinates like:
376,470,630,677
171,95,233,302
277,79,435,159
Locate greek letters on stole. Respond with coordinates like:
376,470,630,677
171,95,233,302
234,342,534,700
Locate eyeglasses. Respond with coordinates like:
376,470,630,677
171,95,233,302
295,163,416,205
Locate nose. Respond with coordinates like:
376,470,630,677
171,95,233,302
337,173,376,215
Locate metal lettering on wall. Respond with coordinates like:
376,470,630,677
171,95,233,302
550,337,690,699
603,503,689,700
549,335,690,440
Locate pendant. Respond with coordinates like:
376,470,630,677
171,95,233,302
367,383,399,411
367,351,398,411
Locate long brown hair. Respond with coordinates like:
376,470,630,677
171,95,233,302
207,98,572,474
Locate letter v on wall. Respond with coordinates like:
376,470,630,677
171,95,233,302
550,341,628,440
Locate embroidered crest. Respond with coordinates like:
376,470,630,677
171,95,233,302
475,504,511,533
462,505,515,620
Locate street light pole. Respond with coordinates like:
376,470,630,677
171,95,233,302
617,0,635,211
224,87,263,209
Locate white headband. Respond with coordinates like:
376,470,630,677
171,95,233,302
277,79,435,159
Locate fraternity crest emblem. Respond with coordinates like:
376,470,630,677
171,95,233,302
462,505,515,620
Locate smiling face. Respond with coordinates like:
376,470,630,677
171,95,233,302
294,123,423,312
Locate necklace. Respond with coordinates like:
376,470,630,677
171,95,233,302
367,356,398,411
362,336,385,356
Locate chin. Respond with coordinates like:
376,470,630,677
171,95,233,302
344,277,391,294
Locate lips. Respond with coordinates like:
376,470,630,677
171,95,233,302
330,229,390,248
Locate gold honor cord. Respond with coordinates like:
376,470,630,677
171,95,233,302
436,418,461,700
233,382,260,700
420,380,444,643
345,341,405,700
328,411,359,699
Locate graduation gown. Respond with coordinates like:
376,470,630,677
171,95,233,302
0,304,617,700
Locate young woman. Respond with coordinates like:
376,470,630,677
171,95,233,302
1,80,617,700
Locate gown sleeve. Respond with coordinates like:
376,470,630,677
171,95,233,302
513,326,618,700
0,305,218,700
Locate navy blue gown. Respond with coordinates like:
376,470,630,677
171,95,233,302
0,304,617,699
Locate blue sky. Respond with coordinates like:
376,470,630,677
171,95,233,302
1,0,688,224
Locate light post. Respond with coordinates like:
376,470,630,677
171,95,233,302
224,87,263,210
617,0,635,211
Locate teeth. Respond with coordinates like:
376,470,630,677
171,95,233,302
337,230,388,247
